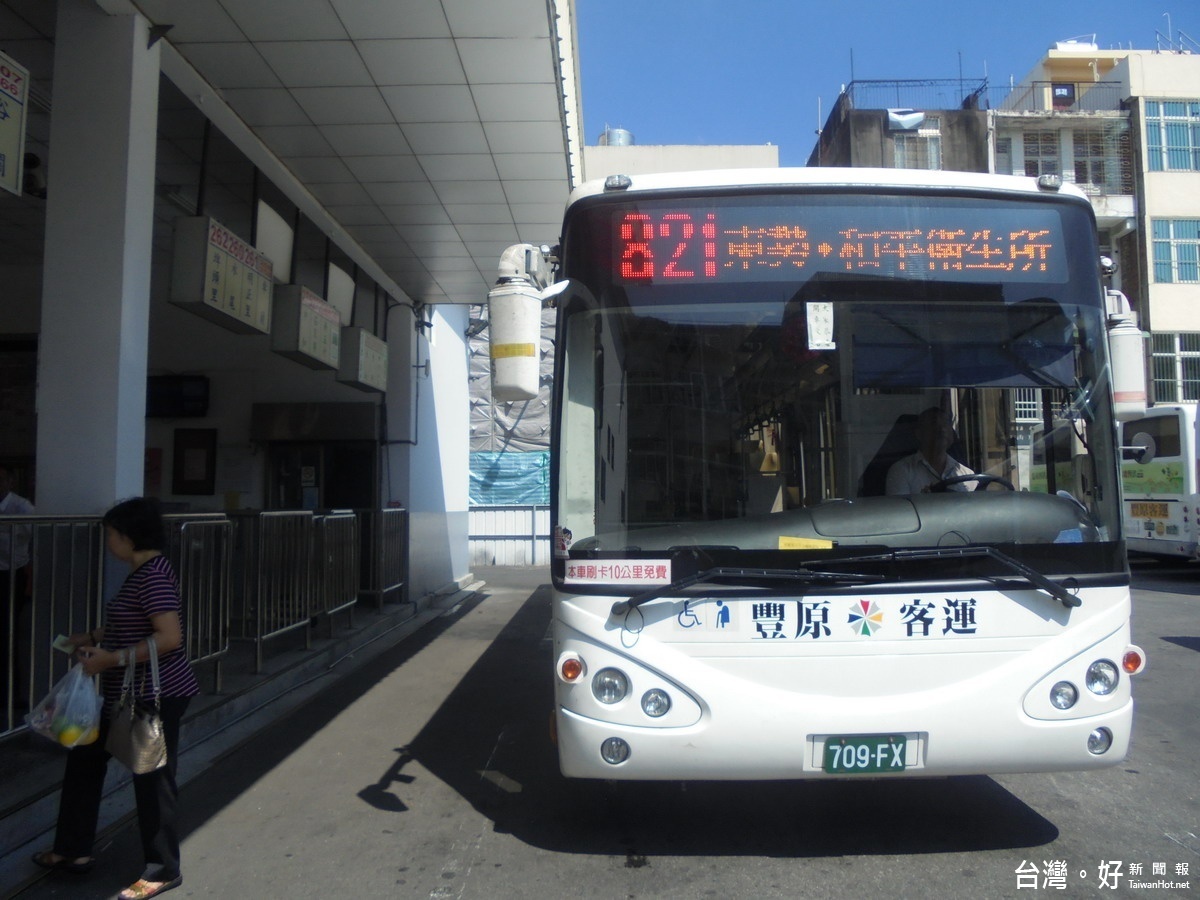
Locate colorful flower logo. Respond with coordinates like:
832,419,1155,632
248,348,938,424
848,599,884,636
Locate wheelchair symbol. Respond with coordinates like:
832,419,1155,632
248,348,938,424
677,600,701,628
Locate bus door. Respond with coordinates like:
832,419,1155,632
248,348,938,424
1120,405,1198,560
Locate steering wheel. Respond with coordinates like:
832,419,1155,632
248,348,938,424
929,473,1015,492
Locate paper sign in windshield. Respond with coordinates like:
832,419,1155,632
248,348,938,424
564,560,672,585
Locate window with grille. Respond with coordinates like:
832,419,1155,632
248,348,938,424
893,117,942,170
1013,387,1040,422
1072,125,1133,194
1023,131,1060,177
1151,219,1200,283
1145,100,1200,172
1151,332,1200,401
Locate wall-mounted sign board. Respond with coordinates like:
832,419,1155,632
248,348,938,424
271,285,341,369
170,217,273,334
337,326,388,393
0,49,29,197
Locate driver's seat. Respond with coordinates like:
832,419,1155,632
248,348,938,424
858,414,918,497
858,413,969,496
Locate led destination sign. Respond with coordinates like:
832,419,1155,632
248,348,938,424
613,204,1068,285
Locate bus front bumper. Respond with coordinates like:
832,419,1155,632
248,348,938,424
555,701,1134,781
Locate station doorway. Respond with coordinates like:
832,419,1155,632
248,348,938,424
266,441,376,511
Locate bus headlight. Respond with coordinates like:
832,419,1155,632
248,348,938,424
1086,660,1119,695
1049,681,1078,710
641,688,671,718
592,668,630,704
1087,727,1113,755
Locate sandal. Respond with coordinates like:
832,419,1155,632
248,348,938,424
30,850,94,874
118,875,182,900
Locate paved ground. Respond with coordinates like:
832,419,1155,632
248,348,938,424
8,564,1197,899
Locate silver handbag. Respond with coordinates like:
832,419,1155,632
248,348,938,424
105,636,167,773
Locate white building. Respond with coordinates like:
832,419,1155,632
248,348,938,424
999,40,1200,402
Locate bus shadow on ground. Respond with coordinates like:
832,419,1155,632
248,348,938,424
1128,558,1200,597
11,584,1057,900
1162,636,1200,653
406,586,1060,859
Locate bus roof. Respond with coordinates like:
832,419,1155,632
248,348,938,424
568,167,1091,207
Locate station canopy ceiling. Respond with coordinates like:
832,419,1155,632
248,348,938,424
0,0,581,307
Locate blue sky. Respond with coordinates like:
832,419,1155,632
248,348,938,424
576,1,1199,166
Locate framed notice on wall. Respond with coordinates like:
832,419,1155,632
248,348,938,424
172,428,217,495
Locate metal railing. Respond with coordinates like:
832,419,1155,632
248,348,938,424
998,81,1125,114
359,507,408,609
314,510,359,626
2,514,235,736
2,516,105,737
844,78,990,111
231,509,378,672
165,514,233,691
3,506,411,736
231,511,315,673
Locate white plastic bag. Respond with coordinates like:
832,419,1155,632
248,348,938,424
25,663,102,748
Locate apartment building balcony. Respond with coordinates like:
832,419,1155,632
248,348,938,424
993,101,1134,232
998,81,1126,115
1089,193,1137,231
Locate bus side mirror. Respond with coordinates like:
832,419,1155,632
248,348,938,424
1120,432,1155,464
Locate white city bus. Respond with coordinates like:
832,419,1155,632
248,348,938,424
490,169,1145,780
1120,403,1200,560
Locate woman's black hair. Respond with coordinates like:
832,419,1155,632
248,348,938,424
102,497,165,551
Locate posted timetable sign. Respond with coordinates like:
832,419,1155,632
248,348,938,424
0,50,29,197
272,285,341,369
171,217,274,334
611,202,1068,285
337,326,388,393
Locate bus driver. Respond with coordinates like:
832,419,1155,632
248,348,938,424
885,407,977,495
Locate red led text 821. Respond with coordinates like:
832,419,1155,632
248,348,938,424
617,212,718,281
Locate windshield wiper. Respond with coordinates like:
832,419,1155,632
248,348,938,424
611,566,884,616
610,548,1079,617
809,546,1081,609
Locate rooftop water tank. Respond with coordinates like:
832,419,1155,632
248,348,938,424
598,128,634,146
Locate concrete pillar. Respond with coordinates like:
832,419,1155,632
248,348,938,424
382,305,473,597
35,0,160,513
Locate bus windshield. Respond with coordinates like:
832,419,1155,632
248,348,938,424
554,188,1123,583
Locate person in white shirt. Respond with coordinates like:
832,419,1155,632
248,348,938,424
1,464,34,721
885,407,976,495
0,465,34,567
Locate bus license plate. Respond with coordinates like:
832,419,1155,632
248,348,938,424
823,734,907,774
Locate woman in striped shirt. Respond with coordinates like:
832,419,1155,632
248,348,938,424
32,497,199,900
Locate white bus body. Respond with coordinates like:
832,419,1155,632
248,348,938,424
1121,404,1200,560
499,168,1144,780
